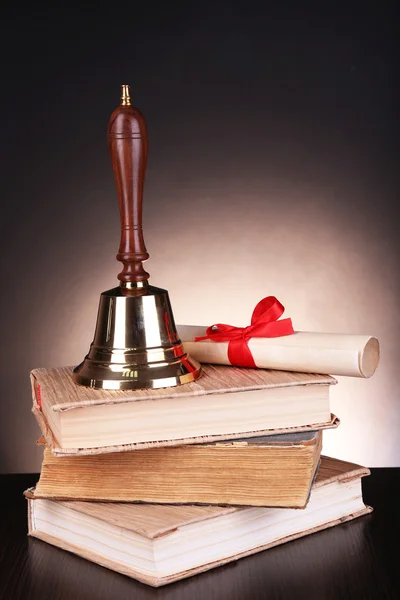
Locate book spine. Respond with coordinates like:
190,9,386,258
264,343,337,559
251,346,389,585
27,497,33,535
30,373,57,450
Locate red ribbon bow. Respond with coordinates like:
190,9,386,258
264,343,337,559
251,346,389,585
195,296,294,368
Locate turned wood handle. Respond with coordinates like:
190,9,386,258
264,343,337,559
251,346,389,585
108,85,150,283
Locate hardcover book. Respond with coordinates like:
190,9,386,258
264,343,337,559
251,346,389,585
26,456,372,587
34,430,322,507
31,364,338,455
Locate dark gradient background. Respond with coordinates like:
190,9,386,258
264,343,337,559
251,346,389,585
1,2,398,472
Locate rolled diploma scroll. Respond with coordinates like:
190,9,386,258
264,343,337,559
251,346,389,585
177,326,380,378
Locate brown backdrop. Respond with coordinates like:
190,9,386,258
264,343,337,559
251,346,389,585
1,1,398,471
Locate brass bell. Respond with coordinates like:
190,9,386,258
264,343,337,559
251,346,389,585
73,85,201,389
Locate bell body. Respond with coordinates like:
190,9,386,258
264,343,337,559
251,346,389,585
73,284,201,390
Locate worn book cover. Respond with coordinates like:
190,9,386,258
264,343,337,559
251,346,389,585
31,364,338,455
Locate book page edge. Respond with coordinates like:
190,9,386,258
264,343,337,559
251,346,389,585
48,414,339,457
26,502,372,587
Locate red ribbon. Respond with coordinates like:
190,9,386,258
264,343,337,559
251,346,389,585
195,296,294,368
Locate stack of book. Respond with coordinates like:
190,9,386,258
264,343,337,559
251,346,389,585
26,363,372,587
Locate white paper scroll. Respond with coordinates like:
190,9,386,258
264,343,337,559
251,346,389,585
178,326,380,378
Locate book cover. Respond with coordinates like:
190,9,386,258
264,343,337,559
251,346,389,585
31,364,338,455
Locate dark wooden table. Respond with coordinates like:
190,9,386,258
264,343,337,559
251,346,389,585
0,471,399,600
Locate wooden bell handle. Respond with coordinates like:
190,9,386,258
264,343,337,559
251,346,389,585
108,85,150,283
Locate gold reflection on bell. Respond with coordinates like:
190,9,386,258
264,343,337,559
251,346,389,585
73,283,201,390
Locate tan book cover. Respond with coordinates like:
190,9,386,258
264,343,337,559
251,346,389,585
33,430,322,507
26,456,372,587
30,364,338,455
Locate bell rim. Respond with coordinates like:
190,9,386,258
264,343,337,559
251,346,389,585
72,357,202,390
